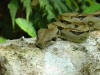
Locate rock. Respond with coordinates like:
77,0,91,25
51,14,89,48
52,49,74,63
0,31,100,75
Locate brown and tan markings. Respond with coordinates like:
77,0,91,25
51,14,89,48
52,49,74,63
36,12,100,48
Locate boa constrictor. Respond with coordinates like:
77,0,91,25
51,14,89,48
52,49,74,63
36,12,100,48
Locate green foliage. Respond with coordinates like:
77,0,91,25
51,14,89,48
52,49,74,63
8,0,19,28
39,0,56,20
39,0,68,20
83,2,100,13
0,37,6,43
21,0,32,21
16,18,36,37
7,0,100,39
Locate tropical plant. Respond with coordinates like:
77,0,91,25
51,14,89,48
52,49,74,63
6,0,100,38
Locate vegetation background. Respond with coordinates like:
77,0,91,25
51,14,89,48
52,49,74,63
0,0,100,42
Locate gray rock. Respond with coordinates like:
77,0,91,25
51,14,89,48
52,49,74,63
0,31,100,75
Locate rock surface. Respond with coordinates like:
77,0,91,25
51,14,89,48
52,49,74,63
0,31,100,75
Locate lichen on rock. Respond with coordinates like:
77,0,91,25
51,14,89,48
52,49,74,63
0,31,100,75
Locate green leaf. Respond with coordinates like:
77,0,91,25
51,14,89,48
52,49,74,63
21,0,32,21
85,0,94,6
8,0,19,29
65,0,73,10
39,0,56,20
65,0,72,7
72,0,79,11
52,0,68,13
45,4,56,20
83,2,100,13
16,18,36,37
39,0,68,20
0,37,6,43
